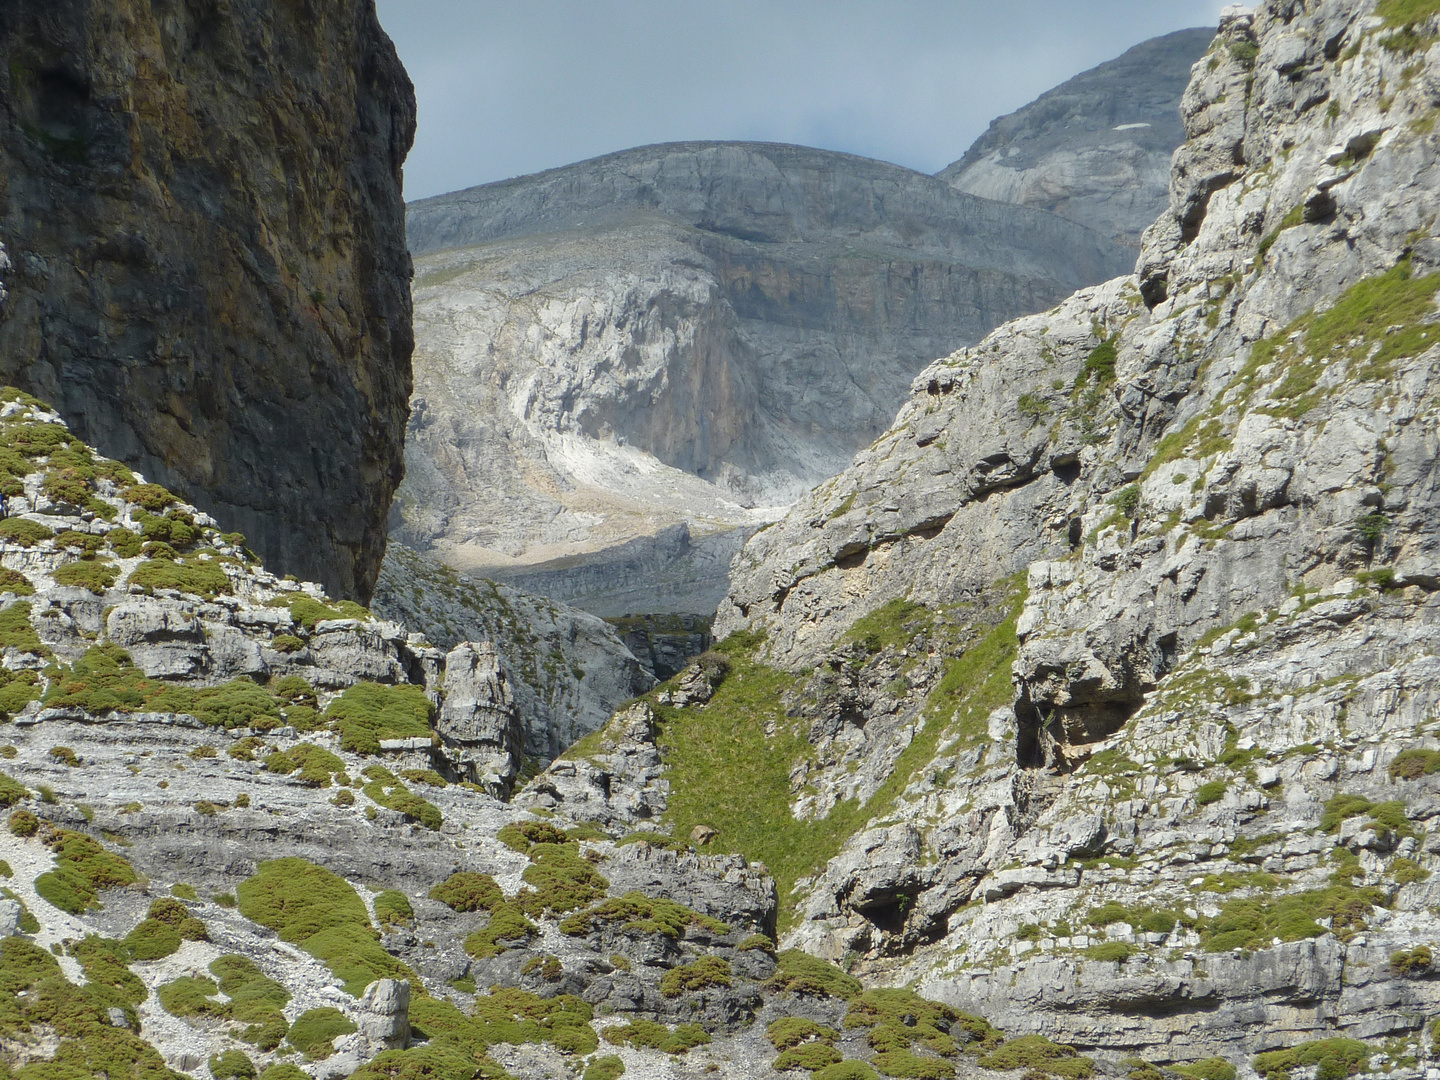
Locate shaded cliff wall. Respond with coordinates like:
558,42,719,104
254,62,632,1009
0,0,416,602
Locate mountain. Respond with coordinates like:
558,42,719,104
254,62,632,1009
396,141,1134,614
0,0,416,603
686,0,1440,1058
939,27,1215,247
10,3,1440,1080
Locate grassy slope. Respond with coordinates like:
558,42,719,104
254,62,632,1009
645,579,1025,931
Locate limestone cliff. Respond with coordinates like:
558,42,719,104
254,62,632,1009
940,27,1215,247
396,142,1133,612
553,0,1440,1065
0,0,416,603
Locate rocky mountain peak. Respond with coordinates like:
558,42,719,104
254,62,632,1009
940,26,1216,247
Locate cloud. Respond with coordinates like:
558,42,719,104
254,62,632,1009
377,0,1229,201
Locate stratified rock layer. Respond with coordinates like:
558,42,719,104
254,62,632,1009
940,27,1215,247
0,0,416,602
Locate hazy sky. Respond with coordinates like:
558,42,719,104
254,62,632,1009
376,1,1230,202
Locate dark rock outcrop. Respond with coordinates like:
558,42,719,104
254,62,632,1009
0,0,417,602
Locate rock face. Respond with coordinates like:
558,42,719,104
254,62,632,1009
16,3,1440,1078
371,542,653,758
0,0,416,602
436,642,524,796
0,392,798,1080
396,141,1133,613
493,522,751,620
702,0,1440,1063
939,27,1215,248
610,611,714,681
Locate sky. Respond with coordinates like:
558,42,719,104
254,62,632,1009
376,1,1231,203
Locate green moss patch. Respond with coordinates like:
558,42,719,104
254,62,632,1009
274,594,372,631
497,820,570,851
161,678,285,730
1085,941,1136,962
429,871,504,913
559,890,730,938
0,771,27,807
1254,1039,1371,1080
129,555,232,598
659,955,731,997
287,1007,357,1059
844,599,934,655
374,890,414,928
157,974,228,1018
210,1049,257,1080
0,934,181,1080
53,557,119,594
1,886,40,932
464,904,538,960
1169,1059,1237,1080
45,646,286,727
845,988,998,1062
516,842,607,916
1320,794,1415,836
1201,884,1384,951
238,857,371,939
0,518,54,547
584,1058,626,1080
1391,945,1433,974
0,602,49,656
1242,261,1440,415
643,580,1023,932
266,742,345,785
1378,0,1440,26
777,1042,845,1071
1390,748,1440,779
767,949,863,999
602,1019,712,1054
351,991,594,1080
979,1035,1094,1079
125,897,206,961
211,954,292,1049
361,765,443,830
123,483,178,510
34,828,138,914
0,568,34,596
815,1064,881,1080
326,682,433,754
237,857,413,997
123,917,182,961
769,1016,842,1050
